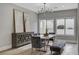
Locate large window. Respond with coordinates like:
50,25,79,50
47,20,54,33
40,20,46,34
39,18,74,35
39,20,54,34
56,18,74,35
56,19,65,35
65,19,74,35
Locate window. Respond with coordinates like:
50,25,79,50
56,18,74,36
40,20,46,34
66,19,74,35
56,19,65,35
39,20,54,34
47,20,54,33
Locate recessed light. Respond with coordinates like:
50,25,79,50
62,5,64,7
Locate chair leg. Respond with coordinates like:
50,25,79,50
43,46,46,52
47,40,49,46
43,46,45,51
51,51,52,54
49,40,53,45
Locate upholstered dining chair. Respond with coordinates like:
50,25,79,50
31,36,45,54
48,32,55,44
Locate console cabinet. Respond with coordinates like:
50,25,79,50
12,33,32,48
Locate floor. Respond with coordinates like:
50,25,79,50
62,43,78,55
0,40,78,55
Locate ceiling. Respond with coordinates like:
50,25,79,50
15,3,78,13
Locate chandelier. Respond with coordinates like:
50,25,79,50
38,3,53,13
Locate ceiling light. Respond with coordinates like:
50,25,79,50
38,3,53,14
62,5,64,7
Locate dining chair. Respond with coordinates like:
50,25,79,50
31,36,45,54
48,32,56,44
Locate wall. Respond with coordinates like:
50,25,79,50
38,9,77,42
77,3,79,54
0,3,38,51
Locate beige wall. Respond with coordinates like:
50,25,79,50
0,3,38,51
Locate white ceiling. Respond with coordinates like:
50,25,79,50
15,3,78,13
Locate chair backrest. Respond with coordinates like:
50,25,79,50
49,32,55,34
31,36,42,48
34,33,40,35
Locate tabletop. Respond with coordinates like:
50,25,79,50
33,34,55,39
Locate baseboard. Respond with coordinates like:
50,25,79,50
0,45,11,52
